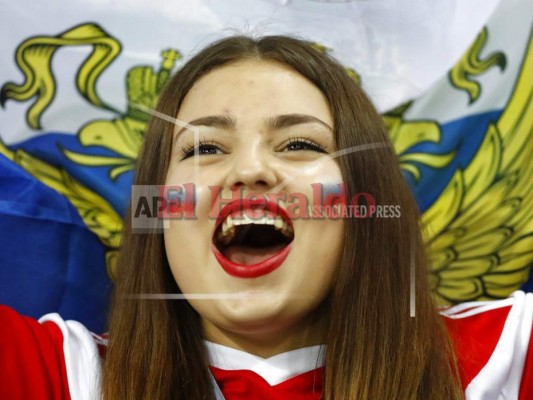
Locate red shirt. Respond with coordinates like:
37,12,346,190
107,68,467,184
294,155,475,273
0,291,532,399
206,341,325,400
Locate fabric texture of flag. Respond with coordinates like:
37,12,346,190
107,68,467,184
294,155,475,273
0,0,531,331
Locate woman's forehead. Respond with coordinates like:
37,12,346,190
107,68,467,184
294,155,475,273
176,59,333,129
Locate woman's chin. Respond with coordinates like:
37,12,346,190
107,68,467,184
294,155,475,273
218,294,286,324
203,296,298,333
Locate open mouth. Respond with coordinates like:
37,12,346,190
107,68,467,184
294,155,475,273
212,199,294,278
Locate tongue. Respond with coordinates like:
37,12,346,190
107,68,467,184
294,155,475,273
224,244,286,265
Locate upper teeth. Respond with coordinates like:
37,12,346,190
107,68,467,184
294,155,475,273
217,214,293,245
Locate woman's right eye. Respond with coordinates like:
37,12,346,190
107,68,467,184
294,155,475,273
181,142,223,160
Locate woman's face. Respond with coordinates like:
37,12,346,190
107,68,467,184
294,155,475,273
164,59,344,346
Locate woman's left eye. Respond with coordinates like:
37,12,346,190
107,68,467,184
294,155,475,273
283,137,327,153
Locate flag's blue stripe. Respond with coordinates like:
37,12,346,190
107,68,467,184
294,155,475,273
403,109,503,213
9,132,133,216
0,153,112,332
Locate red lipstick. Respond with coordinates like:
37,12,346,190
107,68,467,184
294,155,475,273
212,243,292,278
212,199,293,278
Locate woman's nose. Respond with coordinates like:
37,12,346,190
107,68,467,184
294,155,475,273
226,149,279,192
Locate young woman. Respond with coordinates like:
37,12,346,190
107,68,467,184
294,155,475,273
1,35,531,400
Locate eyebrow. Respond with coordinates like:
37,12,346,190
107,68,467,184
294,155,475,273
266,114,333,132
174,113,333,137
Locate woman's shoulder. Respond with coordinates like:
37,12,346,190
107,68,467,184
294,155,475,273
0,305,105,400
440,291,533,399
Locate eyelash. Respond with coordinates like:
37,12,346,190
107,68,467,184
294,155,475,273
284,136,328,153
180,136,328,160
181,140,222,159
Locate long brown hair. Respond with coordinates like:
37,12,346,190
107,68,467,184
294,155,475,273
103,35,462,399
